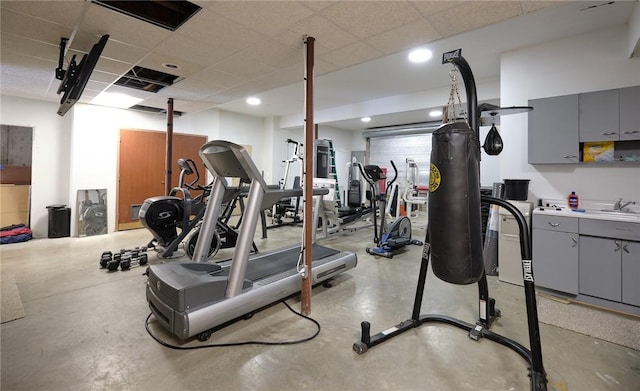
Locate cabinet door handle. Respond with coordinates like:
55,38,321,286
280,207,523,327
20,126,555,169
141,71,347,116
562,155,577,159
623,243,630,253
614,240,622,252
548,222,560,227
601,131,617,136
571,237,578,247
621,130,639,135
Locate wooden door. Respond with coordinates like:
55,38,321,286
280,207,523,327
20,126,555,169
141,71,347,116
117,129,207,230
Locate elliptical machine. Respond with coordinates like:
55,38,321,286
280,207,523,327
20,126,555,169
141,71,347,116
139,159,254,259
361,160,422,259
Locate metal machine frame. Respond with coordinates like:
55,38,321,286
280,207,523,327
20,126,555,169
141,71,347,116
146,140,357,340
352,50,547,391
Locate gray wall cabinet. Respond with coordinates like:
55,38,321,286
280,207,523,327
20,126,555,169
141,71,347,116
529,85,640,163
579,89,619,142
619,86,640,141
528,95,579,164
532,215,579,294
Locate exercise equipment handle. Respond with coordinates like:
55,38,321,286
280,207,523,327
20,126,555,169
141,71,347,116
177,158,202,191
386,160,399,194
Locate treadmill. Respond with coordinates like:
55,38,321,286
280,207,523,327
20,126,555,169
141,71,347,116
146,140,357,340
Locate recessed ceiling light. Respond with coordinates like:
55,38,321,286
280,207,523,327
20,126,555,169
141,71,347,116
361,117,371,122
246,97,261,106
429,110,443,117
408,48,432,63
162,63,180,69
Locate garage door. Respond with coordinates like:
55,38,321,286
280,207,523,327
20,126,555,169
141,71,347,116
367,133,432,188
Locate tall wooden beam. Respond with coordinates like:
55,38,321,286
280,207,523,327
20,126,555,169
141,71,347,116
165,98,175,195
301,36,315,315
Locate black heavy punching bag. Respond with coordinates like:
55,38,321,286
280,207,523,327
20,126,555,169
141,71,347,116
428,121,484,285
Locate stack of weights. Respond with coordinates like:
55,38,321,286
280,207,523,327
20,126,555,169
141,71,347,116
99,247,149,271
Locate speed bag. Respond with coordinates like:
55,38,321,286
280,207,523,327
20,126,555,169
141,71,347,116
428,121,484,285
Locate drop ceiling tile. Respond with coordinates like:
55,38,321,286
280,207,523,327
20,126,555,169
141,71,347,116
252,66,302,92
320,1,422,39
92,58,132,78
366,18,442,55
287,15,359,51
82,2,172,50
190,67,245,89
100,40,148,66
313,58,339,76
199,90,237,105
137,51,205,78
409,1,465,18
89,70,121,85
299,0,336,12
1,0,85,29
100,85,151,100
176,8,263,53
1,51,62,98
171,77,228,95
521,1,562,13
429,1,523,37
211,50,278,82
0,35,59,62
66,31,111,55
174,100,217,113
246,39,303,70
151,33,232,69
1,9,74,46
59,46,130,77
135,94,176,110
210,1,313,37
323,41,383,69
155,85,210,101
273,30,335,59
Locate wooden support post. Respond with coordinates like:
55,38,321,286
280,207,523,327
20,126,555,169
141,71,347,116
165,98,174,195
301,36,315,315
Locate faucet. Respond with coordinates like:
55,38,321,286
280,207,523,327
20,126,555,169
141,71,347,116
614,198,636,211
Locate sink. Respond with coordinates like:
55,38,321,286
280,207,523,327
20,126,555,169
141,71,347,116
600,209,637,214
581,210,640,222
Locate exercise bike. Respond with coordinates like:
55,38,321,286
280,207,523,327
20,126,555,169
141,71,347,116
361,161,422,259
139,158,255,259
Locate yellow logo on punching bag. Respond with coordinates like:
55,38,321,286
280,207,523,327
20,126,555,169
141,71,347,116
429,163,441,192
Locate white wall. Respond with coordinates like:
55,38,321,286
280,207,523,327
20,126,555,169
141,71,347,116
500,25,640,203
0,96,269,238
71,104,171,236
1,96,71,238
218,110,267,179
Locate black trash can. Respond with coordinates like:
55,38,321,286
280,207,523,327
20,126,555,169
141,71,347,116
504,179,530,201
47,204,71,238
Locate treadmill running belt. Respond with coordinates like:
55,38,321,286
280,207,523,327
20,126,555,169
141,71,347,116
245,245,339,281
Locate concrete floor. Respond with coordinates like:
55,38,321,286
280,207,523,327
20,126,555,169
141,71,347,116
1,218,639,391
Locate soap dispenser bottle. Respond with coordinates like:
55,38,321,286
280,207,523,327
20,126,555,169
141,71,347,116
568,191,579,210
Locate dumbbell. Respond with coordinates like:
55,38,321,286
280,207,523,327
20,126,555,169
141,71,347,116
99,251,113,268
106,250,126,271
120,252,148,271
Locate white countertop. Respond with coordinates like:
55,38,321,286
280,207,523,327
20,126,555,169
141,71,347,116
533,207,640,223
